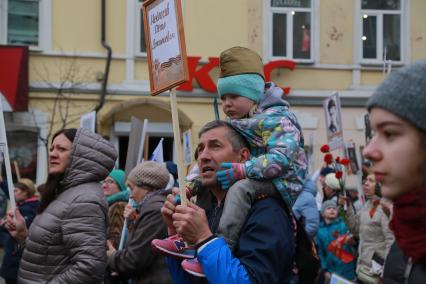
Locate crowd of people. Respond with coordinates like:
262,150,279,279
0,48,424,284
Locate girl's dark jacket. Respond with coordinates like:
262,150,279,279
383,242,426,284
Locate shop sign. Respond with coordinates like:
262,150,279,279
176,57,296,95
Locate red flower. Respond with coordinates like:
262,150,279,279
335,156,341,163
335,171,343,179
320,144,330,153
340,158,350,166
324,153,333,164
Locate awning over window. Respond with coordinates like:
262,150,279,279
0,46,29,111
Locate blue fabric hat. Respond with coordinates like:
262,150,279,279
217,73,264,103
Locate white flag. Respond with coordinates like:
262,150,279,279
150,138,164,163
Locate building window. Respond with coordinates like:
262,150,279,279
0,0,50,50
136,0,147,55
360,0,402,63
267,0,313,61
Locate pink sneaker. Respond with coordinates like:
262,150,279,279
181,258,205,278
151,234,195,259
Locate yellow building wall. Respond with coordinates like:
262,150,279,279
246,0,263,54
320,0,354,65
29,93,100,137
271,68,353,90
410,0,426,61
361,71,386,86
134,60,151,81
184,0,249,57
51,0,126,53
29,55,126,85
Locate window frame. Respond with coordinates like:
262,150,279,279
134,0,147,57
265,1,314,63
358,0,404,65
0,0,50,51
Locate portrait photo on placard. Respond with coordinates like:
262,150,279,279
324,96,342,136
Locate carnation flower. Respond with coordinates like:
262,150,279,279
320,144,330,153
324,153,333,164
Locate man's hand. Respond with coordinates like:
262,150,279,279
172,202,212,245
161,194,178,236
216,162,246,190
4,208,28,244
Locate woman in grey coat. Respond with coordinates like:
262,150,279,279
5,128,117,283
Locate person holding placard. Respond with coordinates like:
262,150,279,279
153,45,310,253
161,120,295,283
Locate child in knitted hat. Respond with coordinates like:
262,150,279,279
214,46,308,244
153,47,312,275
316,200,356,282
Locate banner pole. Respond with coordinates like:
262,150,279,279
137,119,149,164
170,88,187,206
0,100,16,211
13,161,21,180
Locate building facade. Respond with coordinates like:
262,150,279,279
1,0,425,184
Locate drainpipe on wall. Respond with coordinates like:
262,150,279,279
94,0,112,126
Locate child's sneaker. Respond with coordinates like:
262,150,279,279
181,258,205,278
151,234,195,259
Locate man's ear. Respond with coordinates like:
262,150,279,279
238,148,251,163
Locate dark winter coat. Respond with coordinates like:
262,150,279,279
0,197,39,281
383,242,426,284
108,190,171,284
17,128,117,284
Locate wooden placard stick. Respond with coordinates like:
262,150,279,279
170,88,187,206
13,160,21,181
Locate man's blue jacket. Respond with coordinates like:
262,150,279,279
167,198,295,284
